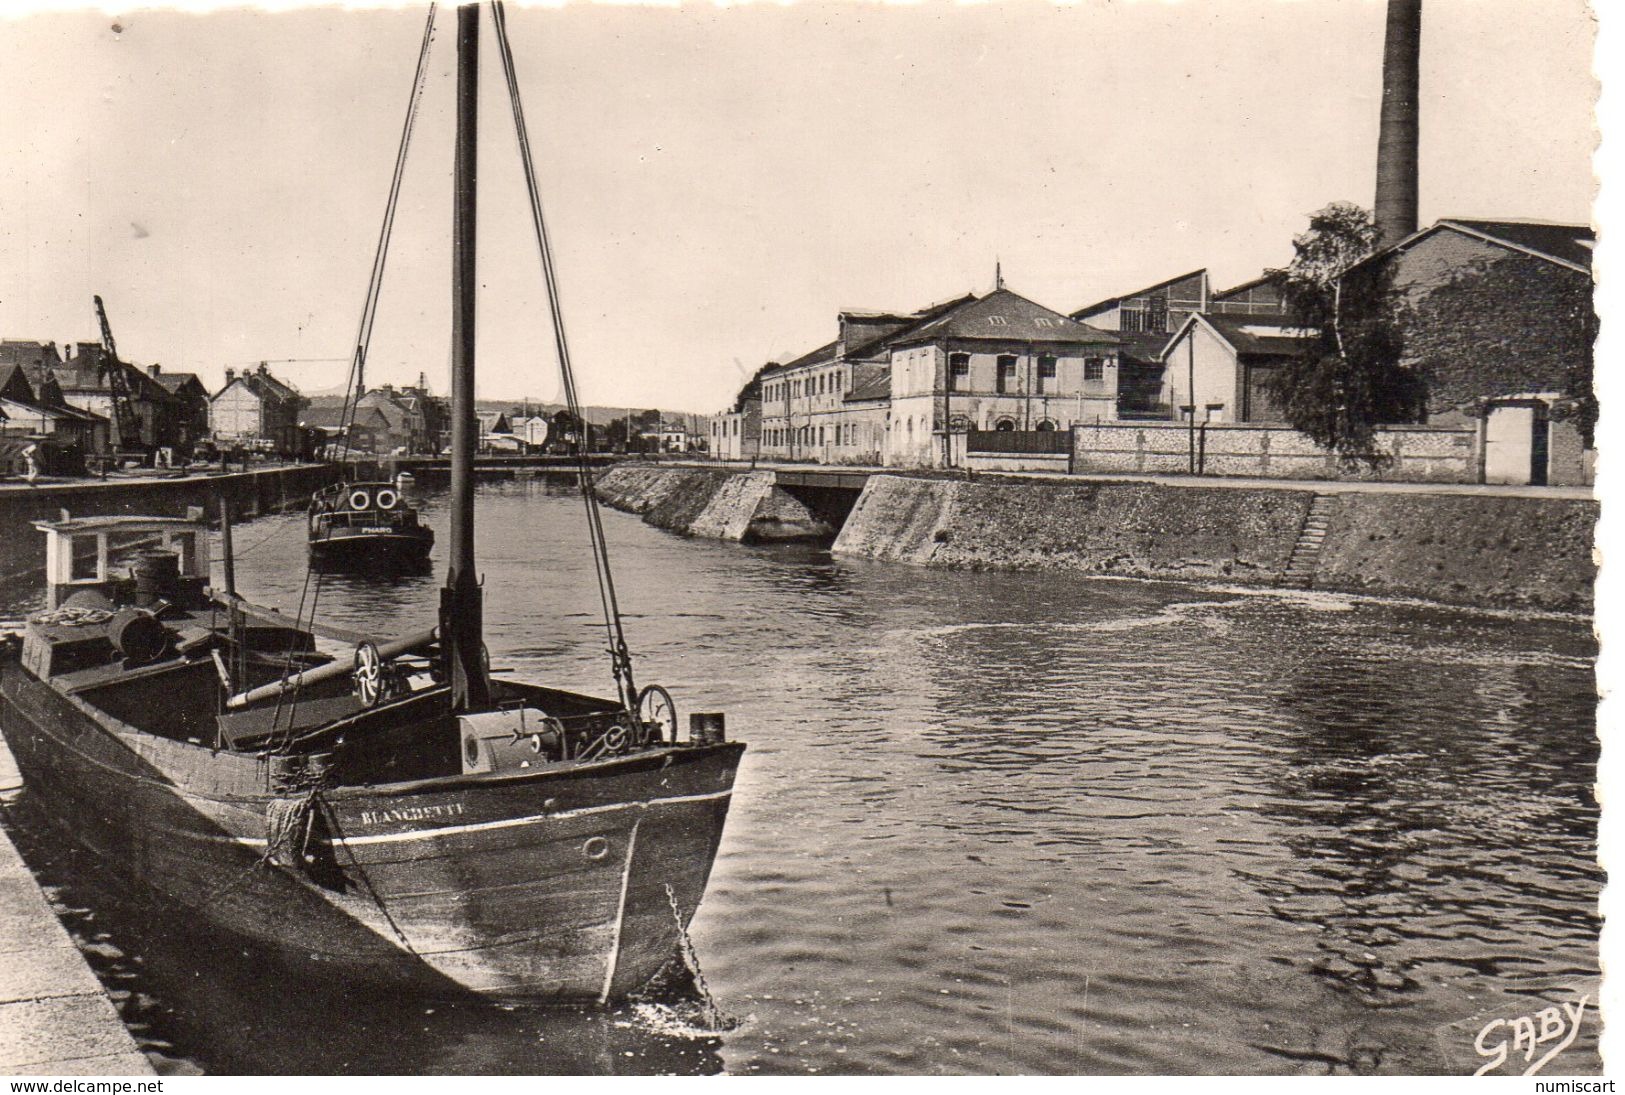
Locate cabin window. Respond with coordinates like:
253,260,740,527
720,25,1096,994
996,356,1017,394
70,536,100,581
948,352,969,392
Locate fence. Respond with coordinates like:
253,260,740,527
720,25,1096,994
1071,421,1481,483
967,429,1072,455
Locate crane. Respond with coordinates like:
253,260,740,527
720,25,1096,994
93,295,144,454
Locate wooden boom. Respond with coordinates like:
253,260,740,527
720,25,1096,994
224,627,437,709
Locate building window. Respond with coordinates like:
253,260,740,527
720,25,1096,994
948,352,969,392
1036,419,1057,431
994,418,1016,432
1084,358,1105,385
1037,355,1056,394
1121,298,1169,334
996,355,1017,394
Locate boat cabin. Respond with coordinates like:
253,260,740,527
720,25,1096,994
36,515,211,610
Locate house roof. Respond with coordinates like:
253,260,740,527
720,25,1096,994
764,340,839,378
358,390,418,430
1167,313,1313,360
0,341,62,368
844,371,892,403
1113,330,1176,364
54,358,182,404
152,372,206,395
0,395,105,425
43,401,107,423
246,370,300,403
1441,219,1594,270
890,288,1120,348
301,405,391,430
1348,218,1594,278
1071,269,1208,319
0,364,36,403
765,295,985,380
843,294,979,360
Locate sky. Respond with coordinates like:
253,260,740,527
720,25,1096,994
0,0,1599,413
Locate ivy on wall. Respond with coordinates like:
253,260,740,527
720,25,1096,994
1399,252,1596,443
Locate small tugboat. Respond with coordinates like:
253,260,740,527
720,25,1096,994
0,0,744,1003
307,480,434,570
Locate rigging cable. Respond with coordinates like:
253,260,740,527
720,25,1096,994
335,2,440,462
272,3,439,740
492,0,641,714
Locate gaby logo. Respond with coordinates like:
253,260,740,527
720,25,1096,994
1473,993,1589,1076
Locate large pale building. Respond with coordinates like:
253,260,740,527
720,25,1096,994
884,288,1121,466
754,286,1121,468
210,363,306,454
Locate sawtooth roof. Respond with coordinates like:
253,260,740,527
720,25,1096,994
1070,269,1208,319
844,371,891,403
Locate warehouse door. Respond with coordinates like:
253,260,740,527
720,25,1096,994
1483,403,1547,485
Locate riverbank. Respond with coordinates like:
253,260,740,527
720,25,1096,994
593,464,832,541
593,463,1596,613
0,464,340,582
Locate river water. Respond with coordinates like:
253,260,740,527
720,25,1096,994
0,477,1601,1075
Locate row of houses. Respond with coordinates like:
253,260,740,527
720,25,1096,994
709,217,1594,484
0,337,460,466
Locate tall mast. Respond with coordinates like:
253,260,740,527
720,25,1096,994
441,1,490,712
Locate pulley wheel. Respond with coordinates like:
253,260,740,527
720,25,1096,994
354,641,383,708
636,684,677,744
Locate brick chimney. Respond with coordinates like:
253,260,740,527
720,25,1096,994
148,364,161,377
224,368,236,384
257,362,269,376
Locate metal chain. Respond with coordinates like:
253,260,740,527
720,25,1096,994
663,882,731,1031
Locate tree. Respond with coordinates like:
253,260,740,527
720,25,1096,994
1263,202,1427,464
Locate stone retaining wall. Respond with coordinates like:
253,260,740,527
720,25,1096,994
0,463,339,582
595,464,1597,612
592,464,829,542
835,474,1308,584
835,473,1595,612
